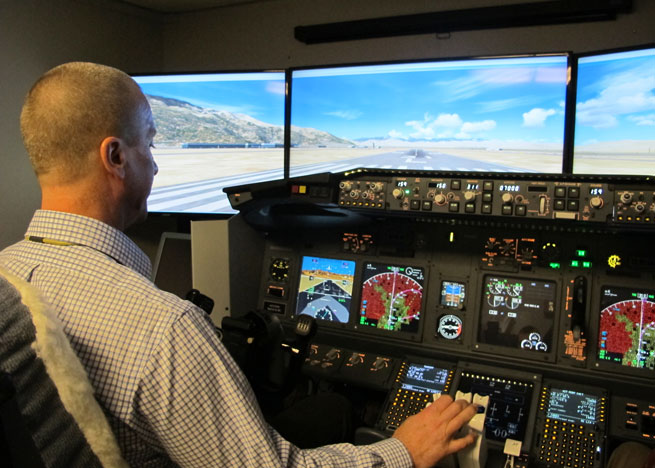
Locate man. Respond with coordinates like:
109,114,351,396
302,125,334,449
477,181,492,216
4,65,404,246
0,62,478,467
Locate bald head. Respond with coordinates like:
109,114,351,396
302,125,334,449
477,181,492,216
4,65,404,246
20,62,148,182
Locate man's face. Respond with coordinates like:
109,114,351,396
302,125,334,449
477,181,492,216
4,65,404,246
123,98,158,227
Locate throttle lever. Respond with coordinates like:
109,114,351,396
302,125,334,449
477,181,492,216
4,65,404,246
572,276,587,340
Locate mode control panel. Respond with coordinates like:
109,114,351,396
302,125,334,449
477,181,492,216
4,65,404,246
335,175,655,225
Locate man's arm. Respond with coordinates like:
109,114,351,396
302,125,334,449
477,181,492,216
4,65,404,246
136,307,413,467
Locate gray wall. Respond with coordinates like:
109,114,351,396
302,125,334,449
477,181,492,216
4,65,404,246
161,0,655,71
1,0,653,252
0,0,162,249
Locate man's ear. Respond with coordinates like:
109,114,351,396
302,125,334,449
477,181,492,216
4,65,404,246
99,136,126,179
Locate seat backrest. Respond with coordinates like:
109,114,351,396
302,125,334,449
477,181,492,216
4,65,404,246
0,372,47,467
0,269,126,468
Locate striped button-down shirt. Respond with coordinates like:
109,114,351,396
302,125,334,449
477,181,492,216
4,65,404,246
0,210,412,468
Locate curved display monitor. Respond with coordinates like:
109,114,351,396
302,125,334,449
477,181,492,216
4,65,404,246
295,256,356,323
290,54,569,177
478,275,557,356
598,286,655,370
133,71,286,214
573,45,655,175
358,262,424,334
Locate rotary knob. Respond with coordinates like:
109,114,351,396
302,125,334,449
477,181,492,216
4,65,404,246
464,191,476,201
501,193,514,204
392,188,404,199
590,196,604,209
339,181,353,191
434,193,447,205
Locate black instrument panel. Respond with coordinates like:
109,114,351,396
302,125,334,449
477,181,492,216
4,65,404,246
226,170,655,466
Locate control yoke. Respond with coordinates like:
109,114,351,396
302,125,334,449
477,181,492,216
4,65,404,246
221,310,317,396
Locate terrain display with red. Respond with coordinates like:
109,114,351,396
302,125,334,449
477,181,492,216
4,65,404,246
359,263,424,333
598,286,655,370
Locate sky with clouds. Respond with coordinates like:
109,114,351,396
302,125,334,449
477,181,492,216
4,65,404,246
575,47,655,145
291,56,568,145
133,72,286,126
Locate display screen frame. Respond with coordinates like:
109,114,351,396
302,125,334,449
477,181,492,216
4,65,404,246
592,283,655,375
353,261,428,341
452,362,541,450
401,362,451,394
293,255,358,326
289,53,572,179
546,387,599,426
473,274,560,362
131,68,287,216
570,43,655,176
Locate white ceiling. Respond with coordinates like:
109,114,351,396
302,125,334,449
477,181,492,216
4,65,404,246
116,0,276,13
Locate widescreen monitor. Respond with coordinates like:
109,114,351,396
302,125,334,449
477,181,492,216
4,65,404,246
573,45,655,175
290,54,569,177
133,71,286,214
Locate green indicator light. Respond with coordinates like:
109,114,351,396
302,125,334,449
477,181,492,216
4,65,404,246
549,262,561,269
582,261,592,268
576,249,587,257
405,189,411,195
570,260,580,267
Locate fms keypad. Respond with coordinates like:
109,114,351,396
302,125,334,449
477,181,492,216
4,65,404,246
534,382,607,468
378,361,453,433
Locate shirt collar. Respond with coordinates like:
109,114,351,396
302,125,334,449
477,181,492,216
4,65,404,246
26,210,152,278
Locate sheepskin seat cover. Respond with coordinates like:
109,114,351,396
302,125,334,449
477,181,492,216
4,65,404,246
0,267,127,467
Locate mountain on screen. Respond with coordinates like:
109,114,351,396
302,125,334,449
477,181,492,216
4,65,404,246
147,95,351,147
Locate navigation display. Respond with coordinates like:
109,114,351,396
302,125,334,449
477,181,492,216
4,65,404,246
479,276,557,353
546,388,598,425
458,371,533,443
401,364,449,394
295,256,356,323
133,71,286,214
598,286,655,370
290,55,568,177
573,46,655,175
358,263,424,333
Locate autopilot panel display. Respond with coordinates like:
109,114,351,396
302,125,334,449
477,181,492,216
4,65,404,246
359,263,424,333
598,286,655,370
295,256,356,323
479,276,557,354
401,364,449,394
546,388,599,425
457,371,534,443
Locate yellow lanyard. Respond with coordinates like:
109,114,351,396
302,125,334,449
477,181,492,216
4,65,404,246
25,235,80,247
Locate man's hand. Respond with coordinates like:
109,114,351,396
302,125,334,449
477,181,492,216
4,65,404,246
392,394,478,468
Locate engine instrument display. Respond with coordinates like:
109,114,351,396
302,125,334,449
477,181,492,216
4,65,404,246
401,364,450,394
295,256,356,323
479,276,556,354
457,371,534,443
440,281,466,308
598,286,655,370
359,263,424,333
546,388,599,425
